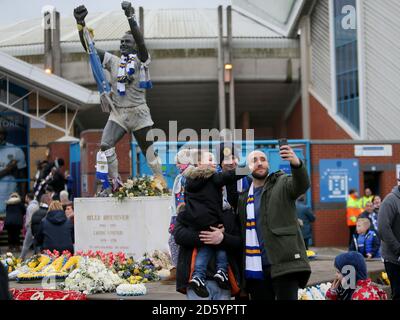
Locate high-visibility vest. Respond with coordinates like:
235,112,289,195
361,195,373,208
346,196,363,227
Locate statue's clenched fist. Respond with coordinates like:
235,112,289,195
121,1,135,17
74,5,88,24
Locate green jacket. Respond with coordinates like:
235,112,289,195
237,161,312,289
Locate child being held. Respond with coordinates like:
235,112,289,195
349,217,380,259
177,149,248,298
326,252,387,300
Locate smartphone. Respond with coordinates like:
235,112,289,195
278,138,288,149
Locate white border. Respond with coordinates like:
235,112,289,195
356,0,366,139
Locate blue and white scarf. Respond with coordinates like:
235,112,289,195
117,53,152,95
245,183,264,279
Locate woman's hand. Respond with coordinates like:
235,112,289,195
199,226,224,245
331,277,341,290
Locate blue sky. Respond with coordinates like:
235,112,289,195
0,0,231,26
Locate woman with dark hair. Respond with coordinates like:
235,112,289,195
36,201,74,253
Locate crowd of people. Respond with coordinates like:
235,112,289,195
1,155,76,258
1,141,400,301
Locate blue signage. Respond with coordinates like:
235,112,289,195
320,159,359,203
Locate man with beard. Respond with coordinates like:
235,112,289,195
237,146,311,300
73,2,166,195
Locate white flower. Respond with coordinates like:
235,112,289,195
116,284,147,296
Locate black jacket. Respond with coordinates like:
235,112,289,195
31,206,48,239
0,263,11,300
378,186,400,265
4,202,25,229
180,166,248,230
174,206,243,296
36,210,74,253
48,170,66,195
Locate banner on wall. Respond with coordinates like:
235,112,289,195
320,159,360,203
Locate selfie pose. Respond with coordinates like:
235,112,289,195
237,143,311,300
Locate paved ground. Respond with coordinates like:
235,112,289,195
6,247,387,300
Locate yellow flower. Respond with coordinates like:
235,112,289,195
144,269,150,274
134,268,140,275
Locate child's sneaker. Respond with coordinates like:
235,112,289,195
189,276,209,298
214,270,230,290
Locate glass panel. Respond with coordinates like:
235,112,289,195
333,0,360,132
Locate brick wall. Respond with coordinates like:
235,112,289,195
311,143,400,246
286,98,303,139
28,94,74,187
310,95,351,139
80,130,132,197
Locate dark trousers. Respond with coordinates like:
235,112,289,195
6,225,21,247
303,238,310,250
246,268,300,300
348,226,356,247
384,261,400,300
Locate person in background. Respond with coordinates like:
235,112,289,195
36,201,74,254
372,195,381,230
349,218,380,259
346,189,363,247
361,188,374,208
31,194,52,253
64,202,75,225
4,192,25,253
20,192,39,260
377,176,400,300
65,170,74,200
164,148,193,284
326,252,387,300
47,158,66,200
359,201,378,232
296,195,316,250
60,190,70,206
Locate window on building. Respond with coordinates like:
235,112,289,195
333,0,360,133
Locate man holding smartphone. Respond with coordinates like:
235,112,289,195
237,140,311,300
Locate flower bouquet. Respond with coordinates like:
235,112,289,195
116,283,147,296
61,257,124,295
0,252,22,274
16,251,73,282
112,176,169,200
112,254,160,284
149,250,173,271
298,282,332,300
